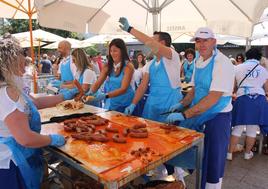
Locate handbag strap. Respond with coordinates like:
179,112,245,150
237,63,259,88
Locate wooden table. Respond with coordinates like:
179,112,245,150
41,111,204,189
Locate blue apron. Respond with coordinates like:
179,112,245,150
142,57,182,122
104,62,134,112
180,51,231,131
60,56,74,82
167,50,231,171
183,60,195,83
0,94,44,189
77,70,101,107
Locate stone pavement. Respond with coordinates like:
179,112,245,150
185,152,268,189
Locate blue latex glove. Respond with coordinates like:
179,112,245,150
119,17,130,32
50,80,62,88
169,103,184,112
92,92,106,102
166,113,185,123
49,134,65,147
124,103,136,115
59,88,79,100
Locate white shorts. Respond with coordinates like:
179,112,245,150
232,125,259,138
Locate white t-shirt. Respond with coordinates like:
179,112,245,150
143,48,181,88
91,61,100,77
75,69,97,85
57,56,77,77
0,86,25,168
235,59,268,97
192,50,235,112
133,68,144,86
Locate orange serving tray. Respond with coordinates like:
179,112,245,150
41,111,203,188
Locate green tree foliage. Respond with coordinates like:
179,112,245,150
84,45,98,56
1,19,80,39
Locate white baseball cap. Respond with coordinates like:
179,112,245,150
190,27,215,42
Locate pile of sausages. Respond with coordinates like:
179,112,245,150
63,115,110,143
130,147,163,164
63,115,149,144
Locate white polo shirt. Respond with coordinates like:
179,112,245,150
143,48,181,89
192,50,235,112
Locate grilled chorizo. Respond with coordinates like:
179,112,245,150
90,134,109,142
112,134,127,143
129,132,148,138
132,123,147,129
105,126,119,133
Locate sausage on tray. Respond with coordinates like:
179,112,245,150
112,134,127,143
129,132,148,138
132,123,147,129
90,134,109,142
105,126,119,133
122,128,130,137
129,128,147,133
71,133,92,142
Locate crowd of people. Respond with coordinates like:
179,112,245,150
1,16,268,189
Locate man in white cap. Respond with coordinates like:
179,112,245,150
165,27,235,189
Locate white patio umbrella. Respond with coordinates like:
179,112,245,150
35,0,110,33
0,0,41,93
0,0,37,62
80,34,139,47
12,29,64,68
172,32,243,45
0,0,37,19
19,39,46,48
229,37,268,46
224,20,268,46
43,38,83,49
48,0,268,38
12,29,64,42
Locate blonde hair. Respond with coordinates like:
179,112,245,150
0,33,23,91
71,48,93,74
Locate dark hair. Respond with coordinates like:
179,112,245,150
236,53,245,62
153,31,172,47
245,48,262,61
136,52,146,66
184,48,195,59
107,38,129,76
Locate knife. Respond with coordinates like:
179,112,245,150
160,110,182,115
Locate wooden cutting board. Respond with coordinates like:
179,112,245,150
41,112,203,185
